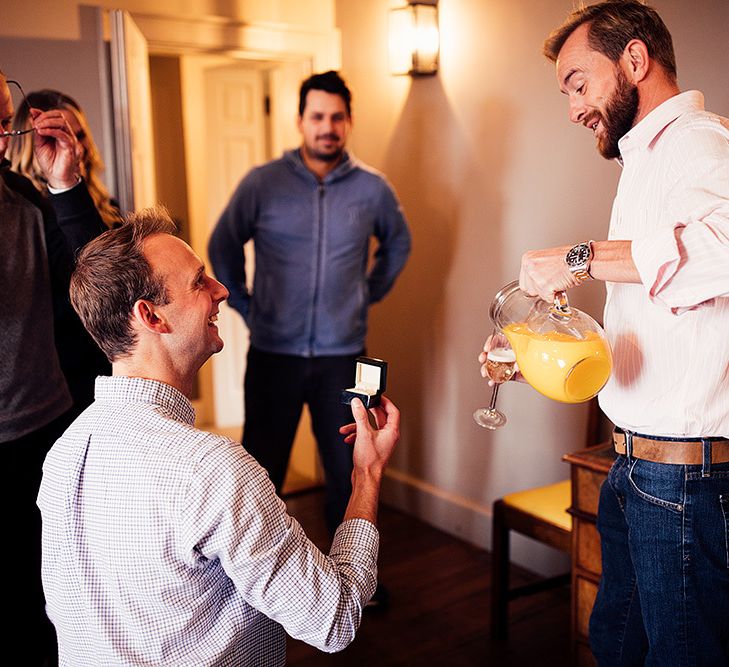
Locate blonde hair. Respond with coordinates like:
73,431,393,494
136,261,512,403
8,89,122,228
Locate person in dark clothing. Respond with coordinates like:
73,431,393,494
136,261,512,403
8,87,116,414
0,71,105,666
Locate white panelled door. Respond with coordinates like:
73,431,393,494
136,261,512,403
205,65,267,427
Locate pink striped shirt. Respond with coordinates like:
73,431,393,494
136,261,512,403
600,91,729,437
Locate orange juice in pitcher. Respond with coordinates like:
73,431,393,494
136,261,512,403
489,282,612,404
503,323,612,403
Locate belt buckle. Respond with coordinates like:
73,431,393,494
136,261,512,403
612,429,629,457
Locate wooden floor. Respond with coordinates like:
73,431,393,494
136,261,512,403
284,489,571,667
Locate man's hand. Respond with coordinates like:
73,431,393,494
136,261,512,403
519,245,580,303
31,108,81,190
339,396,400,525
339,396,400,477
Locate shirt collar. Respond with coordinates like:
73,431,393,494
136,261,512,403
618,90,704,160
95,376,196,426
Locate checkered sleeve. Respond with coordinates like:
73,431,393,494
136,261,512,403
181,437,379,653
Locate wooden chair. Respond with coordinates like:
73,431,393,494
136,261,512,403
490,398,610,639
490,480,572,638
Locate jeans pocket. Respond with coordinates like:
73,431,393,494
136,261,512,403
627,459,685,513
720,494,729,568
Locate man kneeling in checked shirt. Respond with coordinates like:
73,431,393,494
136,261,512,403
38,206,400,667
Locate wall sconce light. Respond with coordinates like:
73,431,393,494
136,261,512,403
389,2,439,76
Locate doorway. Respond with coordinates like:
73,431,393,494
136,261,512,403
148,52,322,493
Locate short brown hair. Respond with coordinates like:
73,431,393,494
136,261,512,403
299,70,352,117
70,206,176,361
543,1,677,81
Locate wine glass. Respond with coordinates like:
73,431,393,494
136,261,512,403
474,331,516,429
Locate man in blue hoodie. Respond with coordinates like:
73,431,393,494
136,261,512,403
209,71,411,555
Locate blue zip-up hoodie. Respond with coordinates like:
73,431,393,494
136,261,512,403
208,149,411,357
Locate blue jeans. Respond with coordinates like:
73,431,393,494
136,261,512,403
590,447,729,666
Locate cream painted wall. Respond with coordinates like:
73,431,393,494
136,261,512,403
335,0,729,572
0,0,336,40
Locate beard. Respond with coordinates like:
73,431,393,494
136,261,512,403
308,147,343,163
310,147,343,163
597,67,639,160
305,134,344,163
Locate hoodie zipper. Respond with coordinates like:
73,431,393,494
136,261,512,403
308,183,326,355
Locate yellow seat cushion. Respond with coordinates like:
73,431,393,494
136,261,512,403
502,480,572,532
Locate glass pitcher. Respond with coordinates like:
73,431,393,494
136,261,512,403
489,281,612,404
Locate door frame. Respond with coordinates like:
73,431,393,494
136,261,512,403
102,10,338,492
102,9,340,423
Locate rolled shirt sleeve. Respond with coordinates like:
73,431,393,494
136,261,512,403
631,116,729,314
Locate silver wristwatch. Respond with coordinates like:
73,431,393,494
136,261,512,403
565,241,594,283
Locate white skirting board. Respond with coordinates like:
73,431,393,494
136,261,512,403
381,468,570,577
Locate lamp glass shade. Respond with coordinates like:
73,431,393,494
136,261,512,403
389,4,439,76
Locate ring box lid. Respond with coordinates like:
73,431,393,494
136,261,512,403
346,356,387,396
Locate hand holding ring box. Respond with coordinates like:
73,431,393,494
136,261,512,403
341,356,388,409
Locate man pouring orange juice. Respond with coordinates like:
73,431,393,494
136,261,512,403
480,2,729,665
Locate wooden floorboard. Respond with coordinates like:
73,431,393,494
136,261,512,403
284,490,570,666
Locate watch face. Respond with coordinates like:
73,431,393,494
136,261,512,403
566,243,590,266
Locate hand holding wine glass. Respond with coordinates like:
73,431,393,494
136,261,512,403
474,331,516,429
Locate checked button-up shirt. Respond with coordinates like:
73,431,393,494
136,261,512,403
38,376,379,666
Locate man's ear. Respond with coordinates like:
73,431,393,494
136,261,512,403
132,299,170,334
622,39,650,83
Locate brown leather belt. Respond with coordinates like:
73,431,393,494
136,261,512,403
613,431,729,465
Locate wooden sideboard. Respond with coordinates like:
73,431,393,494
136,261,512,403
563,443,617,666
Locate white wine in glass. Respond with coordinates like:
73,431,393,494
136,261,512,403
474,332,515,429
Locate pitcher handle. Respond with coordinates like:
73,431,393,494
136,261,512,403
553,290,571,314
